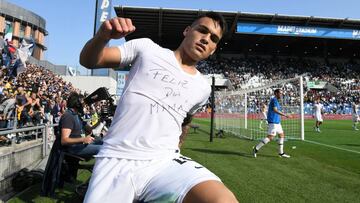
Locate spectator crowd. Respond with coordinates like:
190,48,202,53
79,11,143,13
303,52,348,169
198,56,360,115
0,39,108,146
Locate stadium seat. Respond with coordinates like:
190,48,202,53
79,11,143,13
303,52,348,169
63,152,93,198
41,134,94,198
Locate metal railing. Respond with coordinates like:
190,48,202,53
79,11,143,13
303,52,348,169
0,123,58,158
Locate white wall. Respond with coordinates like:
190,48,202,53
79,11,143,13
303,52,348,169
61,76,117,95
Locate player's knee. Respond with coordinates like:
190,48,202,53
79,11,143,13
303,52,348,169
183,181,238,203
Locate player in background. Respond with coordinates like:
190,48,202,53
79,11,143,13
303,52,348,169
313,97,324,133
253,89,291,158
352,100,360,131
259,102,267,130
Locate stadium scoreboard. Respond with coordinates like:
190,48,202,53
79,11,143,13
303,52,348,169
237,22,360,40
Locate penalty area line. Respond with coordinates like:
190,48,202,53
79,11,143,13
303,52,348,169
304,140,360,155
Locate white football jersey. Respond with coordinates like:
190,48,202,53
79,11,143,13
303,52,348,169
314,103,323,116
97,38,211,160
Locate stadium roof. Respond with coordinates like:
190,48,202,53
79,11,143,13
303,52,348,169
115,6,360,58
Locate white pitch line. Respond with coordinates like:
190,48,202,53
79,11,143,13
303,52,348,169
304,140,360,155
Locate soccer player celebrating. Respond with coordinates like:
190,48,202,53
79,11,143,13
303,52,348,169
259,102,267,130
352,100,360,131
80,12,238,202
313,97,324,133
253,89,291,158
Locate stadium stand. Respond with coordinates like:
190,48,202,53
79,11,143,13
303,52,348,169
197,56,360,115
0,60,106,147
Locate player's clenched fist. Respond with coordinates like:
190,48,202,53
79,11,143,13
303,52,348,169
96,17,136,41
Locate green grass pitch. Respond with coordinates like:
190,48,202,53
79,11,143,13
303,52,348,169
7,119,360,202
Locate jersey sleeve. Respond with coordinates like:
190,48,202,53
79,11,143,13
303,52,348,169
188,99,209,115
117,38,157,68
188,81,211,115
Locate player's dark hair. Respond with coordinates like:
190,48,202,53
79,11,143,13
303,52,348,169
193,11,227,36
274,89,281,94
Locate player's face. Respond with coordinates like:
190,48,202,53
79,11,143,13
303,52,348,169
275,91,282,99
182,17,223,61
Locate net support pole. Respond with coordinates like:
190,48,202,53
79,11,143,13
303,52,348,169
244,93,248,129
210,76,215,142
300,76,305,140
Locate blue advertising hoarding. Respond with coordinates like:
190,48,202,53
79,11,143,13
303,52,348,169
116,71,129,96
94,0,112,35
237,22,360,40
92,0,112,76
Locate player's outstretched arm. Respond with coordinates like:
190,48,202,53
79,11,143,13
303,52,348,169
80,17,136,69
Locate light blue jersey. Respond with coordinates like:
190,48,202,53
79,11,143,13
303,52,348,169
267,97,281,124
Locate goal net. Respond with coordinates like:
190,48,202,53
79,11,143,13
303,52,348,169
215,76,305,140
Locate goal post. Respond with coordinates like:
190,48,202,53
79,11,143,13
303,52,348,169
215,76,305,141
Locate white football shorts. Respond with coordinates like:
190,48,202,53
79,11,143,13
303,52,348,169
261,112,267,120
267,123,284,136
353,115,360,122
84,154,221,203
315,114,323,122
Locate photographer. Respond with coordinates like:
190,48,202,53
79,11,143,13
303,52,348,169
60,92,102,159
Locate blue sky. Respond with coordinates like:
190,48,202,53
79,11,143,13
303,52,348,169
7,0,360,73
